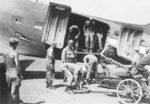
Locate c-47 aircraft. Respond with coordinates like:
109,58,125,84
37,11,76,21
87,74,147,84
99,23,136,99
0,0,150,63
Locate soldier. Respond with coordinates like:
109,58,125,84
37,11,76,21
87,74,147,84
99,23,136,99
45,42,57,89
100,43,112,77
83,54,98,84
61,40,76,63
0,38,23,104
132,53,150,97
67,25,81,51
60,63,82,94
83,17,95,53
131,48,141,66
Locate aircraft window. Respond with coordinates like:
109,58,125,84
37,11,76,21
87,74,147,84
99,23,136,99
11,15,23,25
34,21,44,29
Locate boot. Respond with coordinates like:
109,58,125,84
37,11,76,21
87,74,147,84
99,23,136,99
64,86,69,92
46,83,49,88
49,82,56,90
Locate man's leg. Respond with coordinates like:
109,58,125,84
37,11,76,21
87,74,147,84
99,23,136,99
84,32,90,52
97,33,103,50
46,71,49,88
89,32,95,53
9,85,20,104
64,70,74,94
93,61,98,82
48,69,56,89
86,65,93,85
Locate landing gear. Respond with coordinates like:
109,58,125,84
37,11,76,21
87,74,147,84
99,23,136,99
117,79,143,104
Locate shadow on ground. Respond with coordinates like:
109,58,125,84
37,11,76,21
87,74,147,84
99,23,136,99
20,59,35,76
53,84,65,88
24,71,64,79
23,101,45,104
90,90,117,96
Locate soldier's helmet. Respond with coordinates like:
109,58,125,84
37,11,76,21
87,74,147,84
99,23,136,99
68,39,74,47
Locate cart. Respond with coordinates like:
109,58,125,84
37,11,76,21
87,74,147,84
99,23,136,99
99,50,150,104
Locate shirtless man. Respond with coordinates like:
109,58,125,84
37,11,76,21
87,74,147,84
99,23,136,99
83,54,98,84
83,18,95,53
0,38,23,104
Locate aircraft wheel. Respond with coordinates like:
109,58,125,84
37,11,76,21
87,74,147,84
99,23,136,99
117,79,143,104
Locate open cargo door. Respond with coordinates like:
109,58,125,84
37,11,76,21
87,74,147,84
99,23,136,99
42,2,71,49
117,26,143,60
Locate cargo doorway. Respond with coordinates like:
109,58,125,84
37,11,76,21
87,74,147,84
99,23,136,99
42,2,71,49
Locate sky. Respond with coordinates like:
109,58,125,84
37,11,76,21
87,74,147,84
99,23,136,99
33,0,150,25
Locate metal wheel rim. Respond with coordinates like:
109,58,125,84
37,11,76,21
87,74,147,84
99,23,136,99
117,79,143,104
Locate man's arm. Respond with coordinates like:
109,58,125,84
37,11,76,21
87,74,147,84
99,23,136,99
73,49,77,63
83,21,87,33
14,53,23,78
83,57,86,64
61,48,66,63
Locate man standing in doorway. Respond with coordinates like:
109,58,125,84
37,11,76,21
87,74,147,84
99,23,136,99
0,38,23,104
46,42,57,89
83,18,95,53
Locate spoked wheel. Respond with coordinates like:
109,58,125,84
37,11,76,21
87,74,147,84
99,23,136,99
117,79,143,104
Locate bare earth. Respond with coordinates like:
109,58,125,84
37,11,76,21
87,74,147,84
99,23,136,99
2,55,149,104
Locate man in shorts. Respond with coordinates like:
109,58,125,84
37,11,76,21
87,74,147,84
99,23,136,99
0,38,23,104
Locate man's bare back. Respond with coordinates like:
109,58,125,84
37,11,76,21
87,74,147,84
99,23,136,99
0,38,22,104
3,49,19,72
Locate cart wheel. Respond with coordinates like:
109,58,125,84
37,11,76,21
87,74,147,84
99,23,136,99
117,79,143,104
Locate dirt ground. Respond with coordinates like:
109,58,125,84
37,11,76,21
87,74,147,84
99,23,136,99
0,55,150,104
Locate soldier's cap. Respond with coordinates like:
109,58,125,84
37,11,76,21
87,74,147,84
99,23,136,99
69,25,78,31
9,38,19,44
50,41,57,46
